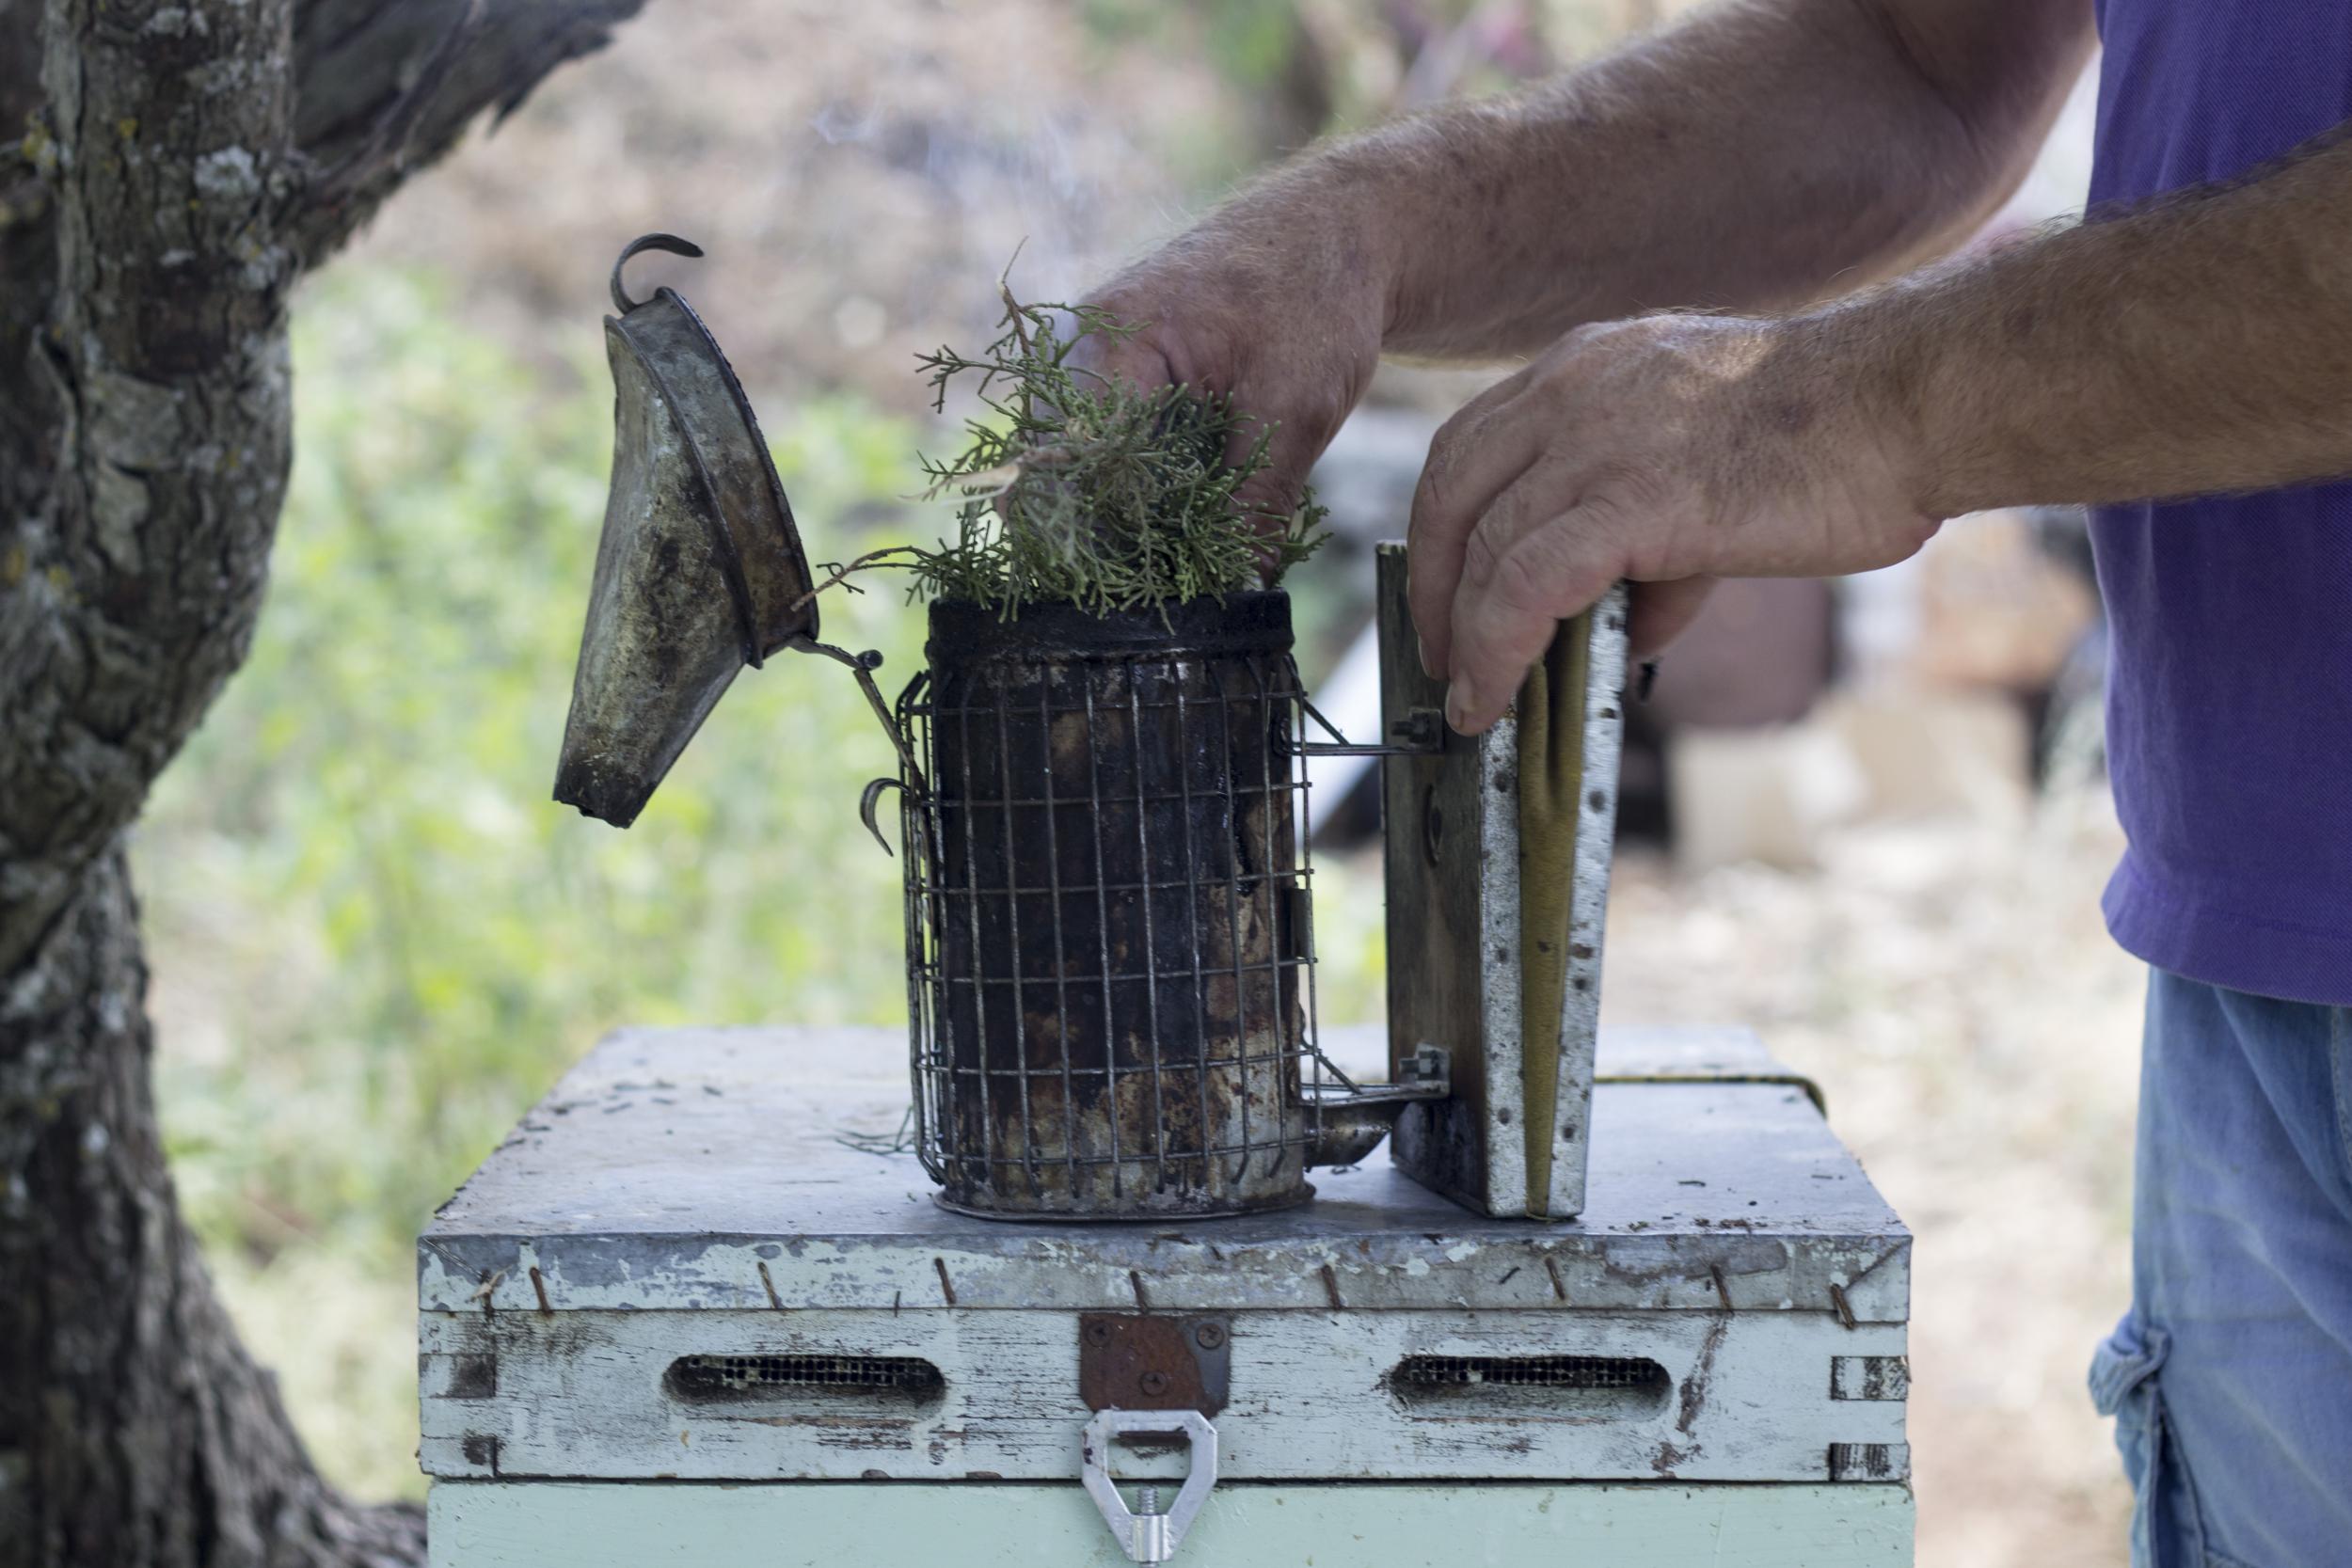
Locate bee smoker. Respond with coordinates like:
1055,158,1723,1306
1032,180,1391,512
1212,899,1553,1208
555,236,1465,1220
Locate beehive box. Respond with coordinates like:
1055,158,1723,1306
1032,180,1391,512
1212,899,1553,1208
420,1023,1912,1566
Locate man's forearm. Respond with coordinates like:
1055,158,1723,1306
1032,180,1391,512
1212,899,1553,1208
1805,126,2352,513
1406,110,2352,727
1199,0,2090,361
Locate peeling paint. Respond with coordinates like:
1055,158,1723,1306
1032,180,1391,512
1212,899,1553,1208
421,1027,1911,1321
418,1306,1906,1485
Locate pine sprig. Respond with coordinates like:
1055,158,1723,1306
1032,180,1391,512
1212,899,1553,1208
902,282,1327,618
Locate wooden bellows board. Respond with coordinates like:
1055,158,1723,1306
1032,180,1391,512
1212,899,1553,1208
1377,544,1629,1219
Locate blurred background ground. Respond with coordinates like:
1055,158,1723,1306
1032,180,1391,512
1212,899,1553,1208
137,3,2132,1563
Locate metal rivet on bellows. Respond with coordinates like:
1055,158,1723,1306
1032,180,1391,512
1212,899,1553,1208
1139,1370,1171,1396
1194,1323,1226,1350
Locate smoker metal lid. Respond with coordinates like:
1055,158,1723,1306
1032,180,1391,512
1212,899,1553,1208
552,234,823,828
420,1024,1908,1322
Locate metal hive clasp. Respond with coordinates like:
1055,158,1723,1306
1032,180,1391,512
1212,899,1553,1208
1081,1408,1218,1564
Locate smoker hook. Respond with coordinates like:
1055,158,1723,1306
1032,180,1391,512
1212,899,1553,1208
787,636,927,793
859,778,906,857
610,232,707,315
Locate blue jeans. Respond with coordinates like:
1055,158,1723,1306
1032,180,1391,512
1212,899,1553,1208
2090,972,2352,1567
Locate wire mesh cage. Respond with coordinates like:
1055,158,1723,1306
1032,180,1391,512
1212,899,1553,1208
894,593,1340,1219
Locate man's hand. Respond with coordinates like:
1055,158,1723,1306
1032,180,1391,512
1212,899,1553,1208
1408,313,1938,735
1068,224,1388,531
1060,0,2085,547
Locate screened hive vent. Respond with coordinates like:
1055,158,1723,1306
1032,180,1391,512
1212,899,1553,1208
666,1354,945,1406
1391,1354,1670,1413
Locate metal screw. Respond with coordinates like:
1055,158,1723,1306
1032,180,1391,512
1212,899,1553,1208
1194,1323,1225,1350
1138,1370,1170,1396
1139,1485,1161,1516
1084,1322,1112,1348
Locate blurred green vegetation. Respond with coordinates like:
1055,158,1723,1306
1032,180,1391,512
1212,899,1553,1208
144,268,929,1263
1078,0,1294,81
137,263,1385,1498
1075,0,1611,153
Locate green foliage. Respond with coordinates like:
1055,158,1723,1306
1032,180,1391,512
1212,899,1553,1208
143,264,928,1277
903,285,1326,616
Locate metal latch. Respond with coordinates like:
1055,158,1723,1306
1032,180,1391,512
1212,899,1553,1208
1081,1408,1218,1564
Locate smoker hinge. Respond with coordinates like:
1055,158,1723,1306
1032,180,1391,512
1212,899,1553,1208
1293,701,1445,757
1301,1043,1452,1108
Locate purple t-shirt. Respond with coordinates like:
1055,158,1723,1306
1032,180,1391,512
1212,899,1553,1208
2088,2,2352,1006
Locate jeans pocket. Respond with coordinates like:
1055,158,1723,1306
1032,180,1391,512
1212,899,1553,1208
2090,1319,2211,1568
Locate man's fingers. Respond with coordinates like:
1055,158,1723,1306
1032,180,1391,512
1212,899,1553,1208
1061,305,1334,565
1225,411,1332,576
1442,508,1625,735
1627,576,1717,657
1406,371,1544,680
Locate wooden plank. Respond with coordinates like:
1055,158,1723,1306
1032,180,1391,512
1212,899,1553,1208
428,1478,1915,1568
419,1307,1905,1483
417,1030,1908,1320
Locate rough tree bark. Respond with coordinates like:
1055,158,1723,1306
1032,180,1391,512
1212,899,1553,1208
0,3,644,1563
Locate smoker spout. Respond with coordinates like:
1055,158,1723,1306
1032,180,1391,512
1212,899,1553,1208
1303,1045,1454,1167
1306,1103,1403,1169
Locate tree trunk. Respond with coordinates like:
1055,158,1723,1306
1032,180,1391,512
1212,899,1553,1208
0,3,644,1563
1,851,432,1567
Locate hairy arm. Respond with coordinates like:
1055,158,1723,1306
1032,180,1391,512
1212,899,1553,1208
1866,131,2352,513
1080,0,2094,514
1342,0,2091,356
1418,121,2352,733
